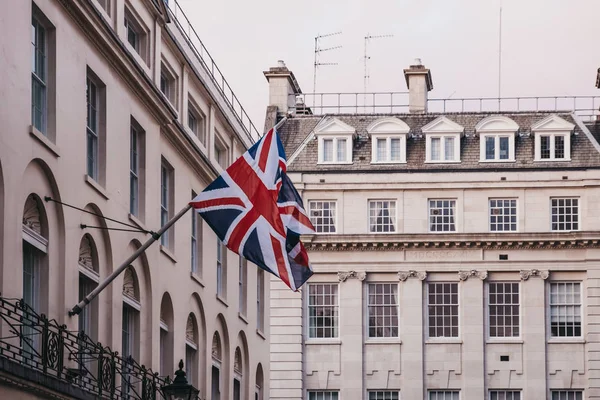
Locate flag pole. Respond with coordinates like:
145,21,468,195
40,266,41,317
69,204,192,316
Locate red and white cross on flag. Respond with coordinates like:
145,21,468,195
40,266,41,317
189,127,314,291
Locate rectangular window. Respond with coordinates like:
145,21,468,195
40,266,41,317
308,391,339,400
239,257,247,315
428,283,459,338
485,137,495,160
551,198,579,231
499,137,509,159
429,200,456,232
185,344,196,385
489,391,521,400
188,100,206,144
309,201,336,233
78,275,97,336
369,391,399,400
122,304,137,359
541,136,551,159
217,239,225,296
337,138,347,161
430,137,441,161
550,282,581,337
86,77,99,180
323,139,333,162
125,17,139,51
160,159,174,247
489,199,517,232
555,136,565,159
215,135,229,168
130,126,139,215
377,138,387,161
308,284,339,338
160,62,178,107
489,282,519,337
390,138,401,161
429,391,459,400
188,109,197,134
257,268,264,331
191,191,201,275
485,135,512,161
551,391,583,400
444,137,455,161
369,200,396,233
368,283,399,338
31,15,47,134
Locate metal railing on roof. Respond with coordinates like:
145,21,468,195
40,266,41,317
295,92,600,121
164,0,260,142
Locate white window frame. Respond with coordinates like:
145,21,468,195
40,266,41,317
160,60,178,108
308,200,337,234
31,13,48,135
487,282,521,339
307,283,339,340
550,197,579,232
489,390,521,400
425,134,461,163
187,98,206,145
480,134,515,162
428,390,460,400
317,136,353,164
550,390,583,400
428,199,457,233
489,198,518,232
548,281,582,339
368,200,397,233
368,391,400,400
307,391,340,400
239,257,247,316
535,133,571,161
217,239,225,297
257,268,264,332
426,282,460,339
367,283,399,339
371,134,406,164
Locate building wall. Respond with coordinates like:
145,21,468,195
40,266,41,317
0,0,268,398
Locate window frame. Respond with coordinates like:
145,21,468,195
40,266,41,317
160,158,174,248
489,198,518,232
31,14,47,135
367,391,400,400
317,135,353,164
428,199,457,233
368,199,397,233
307,390,340,400
425,134,461,163
308,200,337,234
130,124,140,216
257,268,265,332
371,134,407,164
160,60,178,108
307,283,339,340
426,282,460,339
123,6,149,64
191,191,202,276
550,390,583,400
489,390,522,400
86,75,100,181
367,283,400,339
487,282,521,339
550,197,579,232
548,281,583,339
187,97,207,145
428,390,460,400
480,133,515,162
214,132,230,169
535,132,571,161
217,239,226,298
239,257,247,316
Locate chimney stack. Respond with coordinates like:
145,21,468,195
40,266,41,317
403,59,433,113
263,60,303,116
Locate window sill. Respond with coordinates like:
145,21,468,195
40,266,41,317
424,160,461,164
428,230,458,234
160,245,177,263
548,338,585,344
30,125,60,157
534,158,571,162
479,159,516,163
305,338,342,345
425,339,462,344
486,339,524,344
128,213,147,231
317,161,353,165
256,329,266,340
370,161,406,165
238,312,248,324
365,339,402,345
85,175,109,200
190,272,205,287
216,294,228,307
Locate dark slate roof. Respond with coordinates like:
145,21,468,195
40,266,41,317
279,112,600,173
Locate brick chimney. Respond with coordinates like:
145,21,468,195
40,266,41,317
263,60,303,116
403,59,433,113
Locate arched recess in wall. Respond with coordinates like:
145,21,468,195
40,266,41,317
255,363,264,400
123,239,153,367
159,292,175,377
189,292,207,394
20,158,65,321
234,330,250,400
211,314,230,400
77,234,99,340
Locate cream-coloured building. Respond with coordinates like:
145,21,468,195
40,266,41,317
0,0,269,399
267,61,600,400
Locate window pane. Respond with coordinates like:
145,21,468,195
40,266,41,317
431,138,440,160
368,284,399,338
309,201,336,233
377,138,387,161
555,135,565,159
499,136,510,159
485,136,495,160
308,284,339,338
551,198,579,231
323,139,333,162
369,200,396,233
428,283,459,337
429,199,456,232
337,138,347,162
444,137,455,160
550,282,581,338
489,282,520,337
489,199,517,232
541,136,551,159
390,138,401,161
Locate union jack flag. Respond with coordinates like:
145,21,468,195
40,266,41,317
189,127,314,290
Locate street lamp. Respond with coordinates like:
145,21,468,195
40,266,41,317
161,359,200,400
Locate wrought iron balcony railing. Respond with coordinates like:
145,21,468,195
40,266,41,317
0,296,169,399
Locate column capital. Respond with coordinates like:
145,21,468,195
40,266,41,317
520,269,549,281
458,269,488,281
398,270,427,281
337,271,367,282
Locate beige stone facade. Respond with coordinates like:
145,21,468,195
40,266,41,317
0,0,268,399
267,62,600,399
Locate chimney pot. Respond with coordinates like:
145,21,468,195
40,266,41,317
277,60,286,68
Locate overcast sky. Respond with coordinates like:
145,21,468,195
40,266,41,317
176,0,600,129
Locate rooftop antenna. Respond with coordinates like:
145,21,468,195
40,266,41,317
313,32,342,94
498,1,503,109
363,33,393,110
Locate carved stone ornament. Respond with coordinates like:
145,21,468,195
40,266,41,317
78,236,95,271
23,195,42,234
234,348,242,374
122,267,139,301
520,269,550,281
337,271,367,282
211,333,222,361
397,270,427,281
458,270,488,281
186,315,196,345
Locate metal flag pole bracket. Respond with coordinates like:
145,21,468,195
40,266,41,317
69,204,192,316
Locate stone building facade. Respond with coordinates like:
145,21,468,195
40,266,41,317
0,0,268,399
266,61,600,400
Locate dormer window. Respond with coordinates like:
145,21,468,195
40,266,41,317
422,116,464,163
367,117,410,164
475,116,519,162
532,115,575,162
314,117,355,164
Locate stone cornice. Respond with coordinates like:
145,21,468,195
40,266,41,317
303,232,600,251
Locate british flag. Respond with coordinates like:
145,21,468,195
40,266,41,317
189,127,314,291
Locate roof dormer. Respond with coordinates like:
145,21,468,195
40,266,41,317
531,115,575,162
367,117,410,164
475,116,519,162
421,116,464,163
314,117,355,164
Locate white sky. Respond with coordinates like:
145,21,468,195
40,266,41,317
176,0,600,129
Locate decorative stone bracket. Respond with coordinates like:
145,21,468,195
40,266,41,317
398,270,427,281
337,271,367,282
520,269,549,280
458,270,488,281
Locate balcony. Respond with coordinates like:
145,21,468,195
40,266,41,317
0,296,169,399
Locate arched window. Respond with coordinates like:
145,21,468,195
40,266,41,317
233,347,242,400
78,234,99,339
185,314,198,386
255,363,263,400
160,294,174,377
211,332,222,400
122,266,141,396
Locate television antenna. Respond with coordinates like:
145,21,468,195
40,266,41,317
313,32,342,94
363,33,393,108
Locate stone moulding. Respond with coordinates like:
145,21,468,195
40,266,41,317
398,270,427,281
520,269,550,280
458,270,488,281
337,271,367,282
